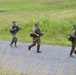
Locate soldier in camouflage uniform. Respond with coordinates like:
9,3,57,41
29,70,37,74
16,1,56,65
28,22,43,53
70,24,76,58
10,21,18,48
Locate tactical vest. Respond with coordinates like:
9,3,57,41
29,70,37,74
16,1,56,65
10,25,20,34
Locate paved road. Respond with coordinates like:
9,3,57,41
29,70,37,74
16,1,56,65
0,40,76,75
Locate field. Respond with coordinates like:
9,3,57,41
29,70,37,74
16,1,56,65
0,0,76,46
0,0,76,75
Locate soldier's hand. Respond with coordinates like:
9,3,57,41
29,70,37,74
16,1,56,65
14,28,17,30
37,34,39,37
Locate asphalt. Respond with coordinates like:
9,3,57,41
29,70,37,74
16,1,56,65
0,40,76,75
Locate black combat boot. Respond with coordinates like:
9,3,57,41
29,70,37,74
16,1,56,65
70,53,74,58
37,46,41,53
70,49,74,58
37,48,41,53
10,38,15,47
14,44,17,48
28,46,31,50
37,50,41,53
10,43,13,47
74,50,76,54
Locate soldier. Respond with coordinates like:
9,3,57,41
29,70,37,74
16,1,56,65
70,23,76,58
10,21,20,48
28,22,43,53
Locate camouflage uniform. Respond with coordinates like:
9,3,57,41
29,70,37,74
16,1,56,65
10,21,18,47
28,22,42,53
70,24,76,57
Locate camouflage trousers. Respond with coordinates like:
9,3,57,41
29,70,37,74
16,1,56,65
70,41,76,56
10,33,17,45
29,37,41,51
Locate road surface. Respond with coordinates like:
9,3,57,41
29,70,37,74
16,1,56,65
0,40,76,75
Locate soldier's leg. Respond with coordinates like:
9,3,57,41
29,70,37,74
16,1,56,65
70,42,75,57
14,37,17,48
28,41,36,50
10,37,15,47
74,42,76,54
37,38,41,53
10,33,15,47
12,34,18,47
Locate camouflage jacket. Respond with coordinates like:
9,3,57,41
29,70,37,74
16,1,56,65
33,26,41,35
71,29,76,39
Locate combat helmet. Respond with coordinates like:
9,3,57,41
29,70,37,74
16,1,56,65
35,22,39,25
12,21,16,23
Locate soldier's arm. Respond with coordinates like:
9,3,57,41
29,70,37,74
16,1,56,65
10,26,17,31
33,28,39,37
71,30,76,38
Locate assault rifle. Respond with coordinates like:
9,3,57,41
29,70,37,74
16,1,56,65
68,36,75,42
36,32,43,37
30,32,43,37
10,26,21,34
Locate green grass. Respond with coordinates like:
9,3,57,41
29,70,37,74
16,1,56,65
0,0,76,46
